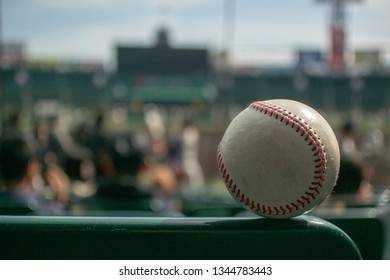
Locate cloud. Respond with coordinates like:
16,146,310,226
32,0,125,11
4,0,390,67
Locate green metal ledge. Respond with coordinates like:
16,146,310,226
0,215,361,260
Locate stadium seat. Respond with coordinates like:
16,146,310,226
314,207,387,260
0,215,361,260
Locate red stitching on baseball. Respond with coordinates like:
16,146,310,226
217,101,328,216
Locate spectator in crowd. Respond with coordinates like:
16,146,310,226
337,119,363,163
94,135,147,199
0,134,69,215
80,112,116,182
180,118,204,190
89,134,178,214
323,119,375,209
331,159,373,207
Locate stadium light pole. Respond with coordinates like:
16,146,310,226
0,0,2,63
222,0,235,67
0,0,4,120
218,0,235,108
316,0,362,72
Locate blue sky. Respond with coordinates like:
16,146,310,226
2,0,390,68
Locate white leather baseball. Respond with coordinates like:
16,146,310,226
217,99,340,219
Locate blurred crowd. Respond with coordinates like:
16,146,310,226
1,104,390,216
0,105,205,216
323,115,390,210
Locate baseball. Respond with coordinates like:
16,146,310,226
217,99,340,219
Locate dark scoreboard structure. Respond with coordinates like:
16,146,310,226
116,28,210,77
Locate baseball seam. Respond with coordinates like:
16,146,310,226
217,101,328,216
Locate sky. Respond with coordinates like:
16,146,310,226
2,0,390,69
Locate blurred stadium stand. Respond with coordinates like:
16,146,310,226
2,68,390,112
